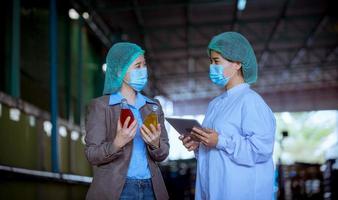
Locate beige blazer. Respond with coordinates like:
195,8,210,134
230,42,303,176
85,95,169,200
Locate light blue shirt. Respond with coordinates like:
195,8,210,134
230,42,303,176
109,92,156,179
195,83,276,200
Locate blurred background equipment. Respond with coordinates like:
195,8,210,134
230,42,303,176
0,0,337,199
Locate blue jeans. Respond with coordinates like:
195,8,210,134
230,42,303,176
120,178,155,200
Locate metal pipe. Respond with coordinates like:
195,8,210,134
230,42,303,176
49,0,59,173
64,18,71,122
0,165,92,184
77,18,83,126
10,0,20,98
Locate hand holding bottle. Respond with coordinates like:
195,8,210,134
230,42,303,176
140,123,161,149
113,116,137,149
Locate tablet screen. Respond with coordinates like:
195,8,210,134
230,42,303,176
165,117,202,136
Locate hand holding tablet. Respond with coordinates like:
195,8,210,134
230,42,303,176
165,117,204,142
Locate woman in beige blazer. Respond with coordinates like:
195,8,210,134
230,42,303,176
85,42,169,200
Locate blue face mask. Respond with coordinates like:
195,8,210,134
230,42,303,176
209,64,233,87
126,67,148,91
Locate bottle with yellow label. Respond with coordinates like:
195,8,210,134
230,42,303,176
143,105,159,130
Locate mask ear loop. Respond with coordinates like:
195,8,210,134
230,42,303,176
121,71,136,92
121,69,130,85
223,62,240,80
121,79,135,94
122,79,128,85
221,65,235,80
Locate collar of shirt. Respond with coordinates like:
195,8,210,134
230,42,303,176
109,92,156,109
220,83,249,99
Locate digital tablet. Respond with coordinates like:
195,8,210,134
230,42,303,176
165,117,203,138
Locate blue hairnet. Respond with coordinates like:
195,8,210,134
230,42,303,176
103,42,145,95
207,32,258,84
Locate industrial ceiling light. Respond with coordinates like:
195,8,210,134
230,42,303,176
59,126,68,138
9,108,20,122
82,12,90,20
71,131,79,141
102,63,107,72
29,115,36,127
43,121,52,137
237,0,247,11
68,8,80,20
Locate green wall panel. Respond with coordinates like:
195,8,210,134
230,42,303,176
0,105,39,169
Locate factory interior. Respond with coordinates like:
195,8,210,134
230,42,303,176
0,0,337,199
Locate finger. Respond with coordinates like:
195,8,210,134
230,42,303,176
140,132,149,143
191,130,208,141
123,117,131,128
190,130,208,141
150,124,160,138
191,132,208,143
157,124,161,132
192,127,209,138
142,124,151,134
188,147,195,151
150,124,157,134
203,128,214,134
130,124,138,136
117,118,122,130
190,134,201,142
186,141,196,151
179,135,188,140
141,129,152,143
182,136,192,144
128,119,137,130
141,127,152,142
185,140,196,148
188,144,198,151
142,125,153,138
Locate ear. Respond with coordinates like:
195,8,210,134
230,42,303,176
232,61,242,70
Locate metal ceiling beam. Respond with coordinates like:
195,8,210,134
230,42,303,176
149,44,336,59
73,2,112,48
94,0,234,13
131,0,168,98
287,14,329,68
258,0,291,68
84,16,111,48
123,14,319,33
145,31,335,55
321,45,338,65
